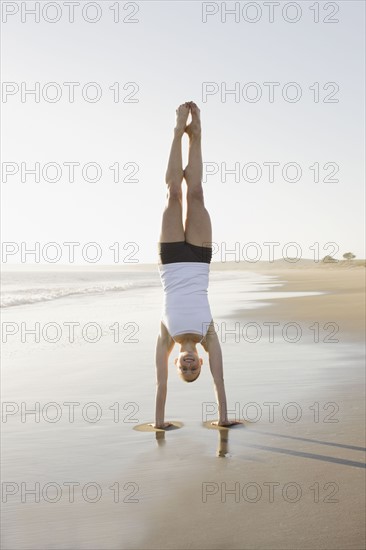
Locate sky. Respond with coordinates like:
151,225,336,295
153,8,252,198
1,0,365,265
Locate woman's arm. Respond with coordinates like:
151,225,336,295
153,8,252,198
153,323,174,428
204,323,241,426
205,330,228,424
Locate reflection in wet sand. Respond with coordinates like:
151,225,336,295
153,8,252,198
202,420,247,457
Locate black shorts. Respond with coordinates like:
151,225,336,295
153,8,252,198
158,241,212,264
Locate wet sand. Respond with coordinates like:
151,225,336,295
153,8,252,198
222,262,366,342
1,263,365,549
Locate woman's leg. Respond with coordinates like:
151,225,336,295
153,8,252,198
159,103,190,243
184,102,212,247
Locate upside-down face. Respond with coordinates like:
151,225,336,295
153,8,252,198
175,351,203,382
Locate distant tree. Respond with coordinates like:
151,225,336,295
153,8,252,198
343,252,356,260
322,255,337,263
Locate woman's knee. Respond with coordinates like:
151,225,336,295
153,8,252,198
187,186,204,202
166,186,182,201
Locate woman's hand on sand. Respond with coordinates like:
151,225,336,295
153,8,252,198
149,422,173,429
211,419,242,427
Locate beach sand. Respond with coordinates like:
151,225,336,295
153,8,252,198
216,260,366,342
1,262,365,549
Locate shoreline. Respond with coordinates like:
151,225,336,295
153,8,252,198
2,258,365,272
226,266,366,343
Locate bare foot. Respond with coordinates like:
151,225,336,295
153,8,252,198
185,101,201,139
175,102,190,136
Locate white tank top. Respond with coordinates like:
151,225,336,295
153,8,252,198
158,262,213,341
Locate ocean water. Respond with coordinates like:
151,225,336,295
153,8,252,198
0,268,323,310
0,270,162,309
